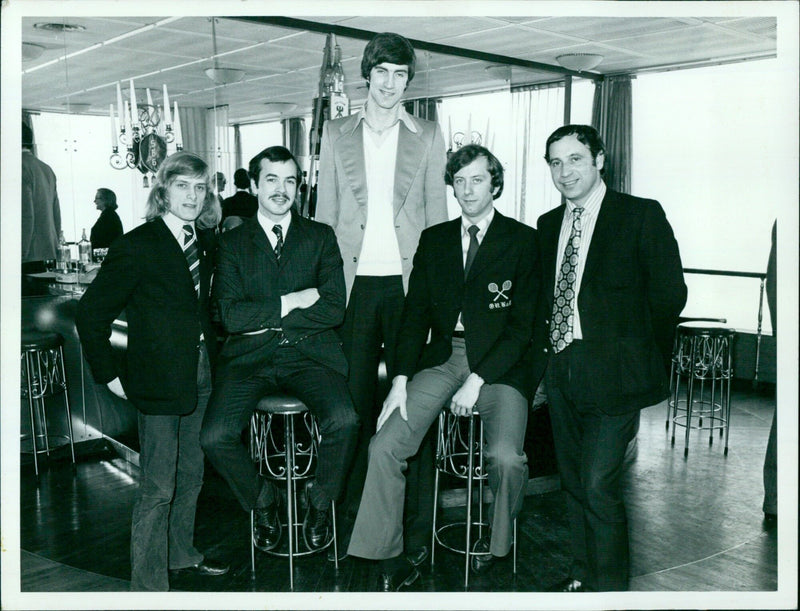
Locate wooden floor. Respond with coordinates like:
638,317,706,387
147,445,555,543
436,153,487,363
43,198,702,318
13,384,785,608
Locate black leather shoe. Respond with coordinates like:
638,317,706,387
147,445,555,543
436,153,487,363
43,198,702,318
378,558,420,591
406,545,430,567
169,557,230,577
547,576,590,592
470,536,495,574
303,481,331,550
253,503,282,552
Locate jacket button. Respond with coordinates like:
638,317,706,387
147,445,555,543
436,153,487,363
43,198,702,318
360,224,365,230
543,348,548,353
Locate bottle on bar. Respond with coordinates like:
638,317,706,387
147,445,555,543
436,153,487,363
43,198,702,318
57,230,71,273
332,44,345,94
78,229,92,267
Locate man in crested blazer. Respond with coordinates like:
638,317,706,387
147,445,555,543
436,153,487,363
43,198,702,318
200,146,358,555
76,152,228,590
347,145,540,590
316,31,448,561
535,125,687,592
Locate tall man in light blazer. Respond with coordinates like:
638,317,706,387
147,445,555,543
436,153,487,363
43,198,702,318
316,31,448,562
348,145,541,590
535,125,686,592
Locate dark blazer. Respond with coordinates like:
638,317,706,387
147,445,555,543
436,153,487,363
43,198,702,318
535,189,687,414
76,216,217,415
90,208,124,249
395,211,540,399
221,191,258,220
213,213,348,378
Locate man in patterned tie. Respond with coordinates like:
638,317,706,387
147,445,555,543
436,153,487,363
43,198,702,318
534,125,686,591
76,152,228,590
200,146,358,557
347,145,541,590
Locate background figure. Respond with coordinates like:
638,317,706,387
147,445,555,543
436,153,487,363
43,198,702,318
90,188,124,249
762,220,777,523
221,168,258,220
76,152,228,590
215,171,227,206
347,145,540,590
535,125,686,592
21,121,61,274
315,31,448,562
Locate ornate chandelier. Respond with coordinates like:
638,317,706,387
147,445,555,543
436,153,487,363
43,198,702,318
108,80,183,185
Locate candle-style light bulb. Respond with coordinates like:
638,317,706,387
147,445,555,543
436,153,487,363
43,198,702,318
116,82,124,126
129,79,138,127
162,84,171,124
109,103,117,148
173,101,182,147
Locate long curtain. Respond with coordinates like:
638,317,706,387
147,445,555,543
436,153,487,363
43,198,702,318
592,75,632,194
282,117,308,163
511,82,565,227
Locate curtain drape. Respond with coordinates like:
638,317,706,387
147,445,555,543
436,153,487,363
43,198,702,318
592,75,632,194
282,117,308,162
511,83,565,227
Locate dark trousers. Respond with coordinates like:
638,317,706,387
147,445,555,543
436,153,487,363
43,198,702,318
339,275,435,550
546,343,640,592
201,344,358,511
130,342,210,591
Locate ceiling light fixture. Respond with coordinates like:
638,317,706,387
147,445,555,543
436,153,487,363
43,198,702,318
22,42,46,61
556,53,604,73
204,18,245,85
33,22,86,33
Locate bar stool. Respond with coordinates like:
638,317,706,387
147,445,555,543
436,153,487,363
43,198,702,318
249,394,338,590
668,321,736,456
20,330,76,476
430,409,516,589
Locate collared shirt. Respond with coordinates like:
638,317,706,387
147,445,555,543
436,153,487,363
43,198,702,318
354,102,416,278
257,210,292,251
350,103,419,135
553,179,606,339
456,208,495,331
163,211,195,246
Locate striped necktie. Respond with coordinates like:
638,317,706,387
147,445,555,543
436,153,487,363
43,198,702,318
272,224,284,260
182,224,200,296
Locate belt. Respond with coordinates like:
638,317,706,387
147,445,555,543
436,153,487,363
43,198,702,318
452,330,465,338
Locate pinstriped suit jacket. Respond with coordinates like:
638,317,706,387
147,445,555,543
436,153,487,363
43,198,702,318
213,212,348,377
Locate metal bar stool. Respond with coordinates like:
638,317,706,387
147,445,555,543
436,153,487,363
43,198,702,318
430,409,516,589
21,330,76,476
249,394,338,590
669,321,736,456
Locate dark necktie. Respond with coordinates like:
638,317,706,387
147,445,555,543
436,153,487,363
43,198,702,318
182,224,200,296
272,225,284,260
464,224,480,278
549,207,584,353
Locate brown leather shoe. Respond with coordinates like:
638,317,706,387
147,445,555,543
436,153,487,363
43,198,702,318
377,558,420,592
169,557,229,577
470,536,495,574
253,503,281,552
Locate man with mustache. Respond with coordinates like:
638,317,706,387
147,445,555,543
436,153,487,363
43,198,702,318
200,146,358,556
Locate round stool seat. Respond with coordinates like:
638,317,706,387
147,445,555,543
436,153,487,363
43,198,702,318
21,330,63,352
255,394,309,415
677,321,736,337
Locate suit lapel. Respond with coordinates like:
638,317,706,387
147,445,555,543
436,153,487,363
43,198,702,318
393,120,425,218
337,118,368,210
153,217,198,299
249,218,278,265
278,212,306,267
539,206,566,300
582,190,625,286
468,212,511,280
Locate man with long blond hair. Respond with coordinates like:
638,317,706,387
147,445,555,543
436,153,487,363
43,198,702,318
77,151,228,590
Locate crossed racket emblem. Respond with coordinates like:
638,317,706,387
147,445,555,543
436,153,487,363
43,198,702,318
488,280,512,301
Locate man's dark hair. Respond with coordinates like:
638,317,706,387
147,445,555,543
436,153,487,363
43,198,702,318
445,144,504,200
233,168,250,190
96,188,118,210
360,32,416,84
22,122,34,149
248,146,301,184
544,124,606,165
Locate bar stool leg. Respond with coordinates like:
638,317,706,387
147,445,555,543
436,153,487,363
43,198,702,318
723,341,732,456
24,353,40,477
331,500,339,570
464,412,475,589
683,338,699,457
430,413,442,568
58,345,77,465
250,510,256,575
284,413,295,591
512,518,517,575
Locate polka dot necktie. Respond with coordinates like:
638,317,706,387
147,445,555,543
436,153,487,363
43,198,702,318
272,224,284,261
182,224,200,296
550,207,584,353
